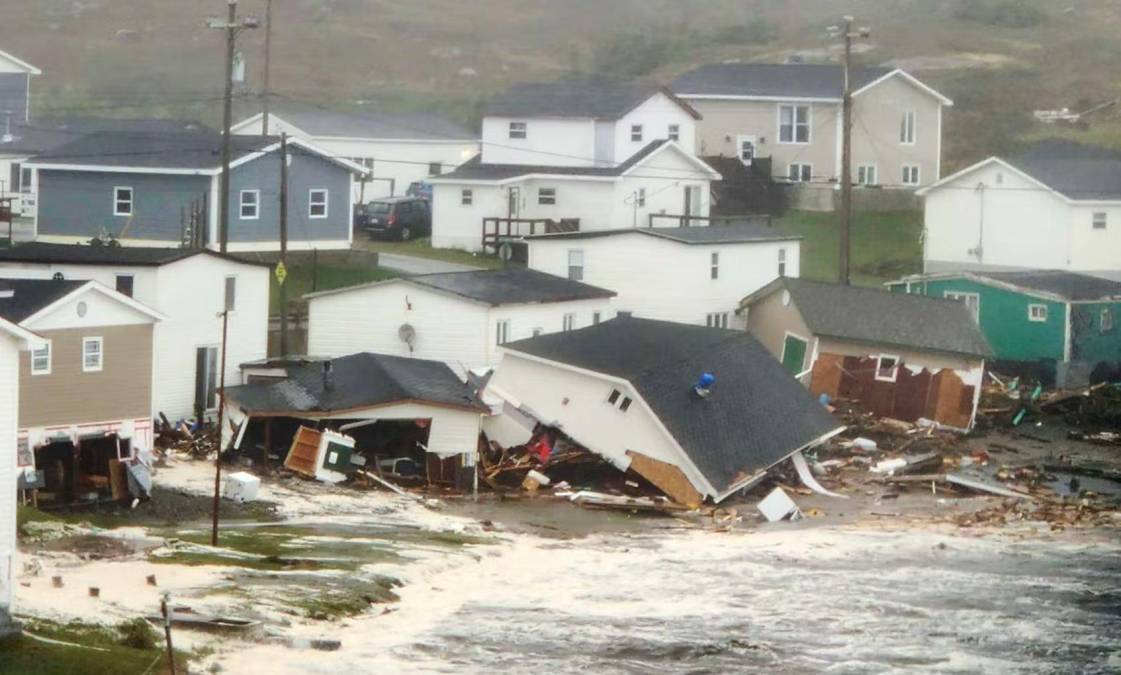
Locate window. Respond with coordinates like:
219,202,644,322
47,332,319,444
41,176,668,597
619,397,632,412
19,166,31,194
631,124,643,142
637,188,646,207
607,389,621,405
509,121,527,139
309,189,328,218
900,111,915,144
710,251,719,280
778,248,787,277
944,291,980,323
82,337,103,373
567,249,584,281
427,162,442,176
779,104,810,144
563,313,575,331
902,165,920,186
239,189,259,219
788,163,812,183
496,319,510,345
738,136,756,164
593,311,601,325
195,346,218,411
874,354,899,382
31,342,50,375
461,189,473,206
1028,304,1048,322
224,276,237,312
1093,212,1107,230
668,124,680,142
857,165,877,186
115,274,134,298
1102,308,1114,333
113,186,133,216
538,187,557,205
606,388,632,412
706,312,729,328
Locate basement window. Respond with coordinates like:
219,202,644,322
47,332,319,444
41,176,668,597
874,354,899,382
1028,304,1048,322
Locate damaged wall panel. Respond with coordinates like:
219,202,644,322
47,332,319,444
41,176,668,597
626,450,703,508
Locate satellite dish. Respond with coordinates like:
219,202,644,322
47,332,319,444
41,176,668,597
398,323,417,352
497,242,513,262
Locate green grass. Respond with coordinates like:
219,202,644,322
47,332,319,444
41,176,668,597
357,237,504,270
0,618,186,675
270,253,399,314
773,210,923,287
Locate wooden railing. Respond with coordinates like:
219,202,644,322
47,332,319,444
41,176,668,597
481,217,580,252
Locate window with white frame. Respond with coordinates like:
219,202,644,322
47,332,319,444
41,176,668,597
563,313,575,331
668,124,680,142
1102,308,1114,333
606,388,633,412
19,166,31,194
538,187,556,205
902,165,920,186
788,163,812,183
900,111,916,144
113,186,133,216
874,354,899,382
710,251,719,280
309,189,328,218
779,104,810,143
82,337,103,372
567,249,584,280
857,165,877,186
31,342,50,375
631,124,643,142
705,312,729,328
239,189,259,219
496,319,510,345
637,188,646,207
1093,212,1107,230
1028,304,1048,322
461,189,473,206
509,121,527,139
778,248,787,276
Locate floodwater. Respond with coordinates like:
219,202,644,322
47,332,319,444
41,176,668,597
213,522,1121,674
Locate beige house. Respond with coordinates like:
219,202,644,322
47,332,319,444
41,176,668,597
672,63,952,199
0,278,163,505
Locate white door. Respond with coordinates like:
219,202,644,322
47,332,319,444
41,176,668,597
737,135,756,166
684,185,703,217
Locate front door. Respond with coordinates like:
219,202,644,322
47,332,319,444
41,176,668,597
737,135,756,166
781,334,808,376
507,187,520,219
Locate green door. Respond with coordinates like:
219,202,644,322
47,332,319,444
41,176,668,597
781,335,808,375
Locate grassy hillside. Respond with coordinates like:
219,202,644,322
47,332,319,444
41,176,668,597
5,1,1121,169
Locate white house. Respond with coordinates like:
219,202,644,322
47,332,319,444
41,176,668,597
483,317,844,505
430,140,721,252
0,243,271,421
305,268,615,374
526,220,801,330
917,140,1121,280
0,47,41,216
232,103,479,201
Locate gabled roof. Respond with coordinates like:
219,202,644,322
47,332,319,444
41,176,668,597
306,268,615,306
502,317,844,497
224,352,487,415
671,63,952,105
0,242,272,268
0,117,210,156
232,103,476,141
526,220,798,245
483,80,700,120
744,277,992,358
0,278,165,326
432,140,719,184
895,270,1121,303
0,49,41,75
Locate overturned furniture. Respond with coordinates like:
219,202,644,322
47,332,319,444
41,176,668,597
483,317,845,506
223,352,490,488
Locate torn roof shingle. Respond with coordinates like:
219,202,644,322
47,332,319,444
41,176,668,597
483,80,698,120
0,278,87,323
672,63,893,99
224,352,487,415
502,317,843,496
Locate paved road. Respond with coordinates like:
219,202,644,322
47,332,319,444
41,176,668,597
376,252,480,275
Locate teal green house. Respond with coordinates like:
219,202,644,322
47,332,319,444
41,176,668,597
887,270,1121,377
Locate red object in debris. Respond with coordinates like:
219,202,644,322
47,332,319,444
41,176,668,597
531,438,551,463
972,449,990,465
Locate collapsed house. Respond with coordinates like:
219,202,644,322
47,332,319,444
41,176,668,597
741,277,993,430
482,316,844,506
223,352,488,487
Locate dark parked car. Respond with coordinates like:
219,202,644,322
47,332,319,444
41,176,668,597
355,197,431,241
406,181,433,201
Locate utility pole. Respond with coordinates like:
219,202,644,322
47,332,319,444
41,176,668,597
207,1,259,253
279,133,289,355
210,307,230,546
830,16,870,285
260,0,273,136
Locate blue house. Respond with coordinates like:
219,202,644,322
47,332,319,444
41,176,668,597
27,130,366,251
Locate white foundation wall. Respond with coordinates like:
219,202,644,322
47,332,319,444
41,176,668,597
0,337,18,612
528,234,799,328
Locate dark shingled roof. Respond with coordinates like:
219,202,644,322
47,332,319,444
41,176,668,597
672,63,893,99
0,278,86,323
406,268,615,306
437,139,676,181
976,270,1121,301
0,242,271,268
771,278,992,358
526,220,798,245
1007,139,1121,200
483,80,699,120
503,317,843,496
245,102,476,140
0,117,210,155
225,352,487,414
29,130,273,170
